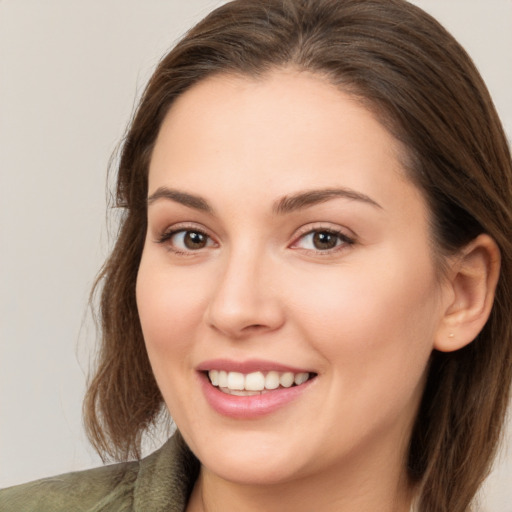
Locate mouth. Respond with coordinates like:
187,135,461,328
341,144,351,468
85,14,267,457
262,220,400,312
206,369,315,396
197,359,317,418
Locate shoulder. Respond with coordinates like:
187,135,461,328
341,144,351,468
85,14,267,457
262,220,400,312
0,433,199,512
0,459,139,512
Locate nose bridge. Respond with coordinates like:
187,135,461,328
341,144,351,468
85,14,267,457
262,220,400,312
206,241,283,337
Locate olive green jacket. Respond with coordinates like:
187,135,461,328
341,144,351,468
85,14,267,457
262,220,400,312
0,434,199,512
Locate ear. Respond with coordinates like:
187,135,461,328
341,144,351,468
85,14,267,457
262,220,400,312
434,234,501,353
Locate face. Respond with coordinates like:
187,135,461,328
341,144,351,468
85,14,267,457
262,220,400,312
136,70,447,487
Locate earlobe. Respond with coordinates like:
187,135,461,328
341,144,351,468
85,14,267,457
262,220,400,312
434,234,501,353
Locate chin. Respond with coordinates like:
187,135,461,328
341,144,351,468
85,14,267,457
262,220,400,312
206,455,303,486
187,430,310,486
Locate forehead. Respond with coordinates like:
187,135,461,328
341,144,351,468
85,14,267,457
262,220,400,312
148,69,424,218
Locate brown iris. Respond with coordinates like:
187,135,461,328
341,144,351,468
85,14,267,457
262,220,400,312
312,231,339,250
183,231,208,249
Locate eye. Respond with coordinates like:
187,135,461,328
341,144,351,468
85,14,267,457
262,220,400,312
293,229,354,252
158,228,216,253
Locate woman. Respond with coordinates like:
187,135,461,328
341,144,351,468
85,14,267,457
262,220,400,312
1,0,511,511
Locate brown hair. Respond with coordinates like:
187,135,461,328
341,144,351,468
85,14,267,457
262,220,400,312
84,1,512,510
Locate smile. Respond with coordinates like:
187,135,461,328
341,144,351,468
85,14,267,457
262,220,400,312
208,370,311,395
197,361,317,418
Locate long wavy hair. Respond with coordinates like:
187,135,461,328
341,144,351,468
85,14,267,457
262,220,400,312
84,1,512,510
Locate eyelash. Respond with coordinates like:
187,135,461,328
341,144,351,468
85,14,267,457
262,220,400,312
156,225,215,255
291,227,355,254
155,225,355,256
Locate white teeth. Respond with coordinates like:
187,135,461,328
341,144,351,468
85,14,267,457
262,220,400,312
280,372,295,388
294,372,309,385
265,371,280,390
218,370,228,388
227,372,245,390
209,369,219,386
245,371,265,391
225,389,261,396
207,369,312,392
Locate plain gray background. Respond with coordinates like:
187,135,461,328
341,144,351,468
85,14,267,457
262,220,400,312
1,1,511,509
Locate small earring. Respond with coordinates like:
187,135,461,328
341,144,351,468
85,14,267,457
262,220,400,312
448,332,455,338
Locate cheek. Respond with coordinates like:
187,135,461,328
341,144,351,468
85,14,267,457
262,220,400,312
135,254,211,419
136,259,204,348
289,264,437,342
285,251,439,394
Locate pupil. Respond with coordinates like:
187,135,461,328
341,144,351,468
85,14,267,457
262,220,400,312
313,231,337,250
185,231,206,249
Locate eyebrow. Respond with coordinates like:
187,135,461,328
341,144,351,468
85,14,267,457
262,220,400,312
273,188,382,214
146,186,382,214
147,187,214,213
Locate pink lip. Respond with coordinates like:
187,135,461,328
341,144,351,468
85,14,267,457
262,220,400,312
196,358,312,374
196,361,316,419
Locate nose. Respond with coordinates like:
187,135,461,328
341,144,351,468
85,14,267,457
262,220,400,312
205,248,285,339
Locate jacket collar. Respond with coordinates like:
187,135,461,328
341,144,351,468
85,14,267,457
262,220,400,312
133,432,199,512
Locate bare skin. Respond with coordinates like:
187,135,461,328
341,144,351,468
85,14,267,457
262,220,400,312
136,69,500,512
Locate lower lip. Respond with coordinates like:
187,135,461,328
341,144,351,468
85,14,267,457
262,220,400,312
198,372,315,419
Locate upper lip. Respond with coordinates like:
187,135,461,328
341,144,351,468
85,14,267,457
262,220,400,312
196,358,313,374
